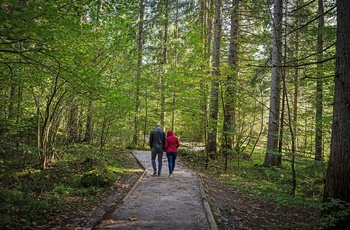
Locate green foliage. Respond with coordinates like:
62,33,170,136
81,171,110,187
178,149,188,157
0,188,51,229
318,199,350,229
181,149,326,228
0,0,339,228
0,144,142,229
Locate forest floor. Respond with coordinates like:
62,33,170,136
200,172,318,230
43,151,318,230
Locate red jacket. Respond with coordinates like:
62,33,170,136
164,130,180,152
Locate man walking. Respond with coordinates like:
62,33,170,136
149,123,166,176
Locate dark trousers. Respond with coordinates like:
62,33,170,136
151,148,163,174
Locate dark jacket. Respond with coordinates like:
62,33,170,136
149,128,166,149
164,130,180,152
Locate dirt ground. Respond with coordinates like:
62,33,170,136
36,174,141,229
199,172,318,230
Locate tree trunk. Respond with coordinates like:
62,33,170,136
100,115,107,149
323,0,350,204
142,87,148,148
290,0,300,197
160,0,169,128
315,0,324,161
133,0,145,146
223,0,239,153
170,1,180,132
8,77,16,120
84,99,93,143
201,0,213,168
207,0,222,156
264,0,283,167
293,0,299,166
39,75,66,169
68,101,79,144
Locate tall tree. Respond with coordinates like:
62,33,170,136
170,0,180,131
84,99,93,143
264,0,283,167
315,0,324,161
222,0,239,166
160,0,169,127
207,0,222,155
133,0,145,146
68,100,79,144
200,0,213,148
292,0,300,166
323,0,350,204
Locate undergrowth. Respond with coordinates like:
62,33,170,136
179,148,344,229
0,144,141,229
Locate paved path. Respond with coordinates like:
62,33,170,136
94,150,217,230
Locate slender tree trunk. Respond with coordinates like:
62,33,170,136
142,87,148,148
250,92,265,158
8,77,16,120
100,115,107,149
84,99,93,143
201,0,213,168
68,101,79,144
133,0,145,146
171,0,179,132
293,0,299,165
290,0,300,197
223,0,239,153
264,0,283,167
160,0,169,128
323,0,350,204
39,75,65,169
207,0,222,156
278,80,285,155
201,0,210,140
315,0,324,161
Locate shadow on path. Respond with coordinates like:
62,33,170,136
94,150,217,230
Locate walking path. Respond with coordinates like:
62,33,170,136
94,150,217,230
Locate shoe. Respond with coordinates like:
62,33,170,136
158,172,161,176
153,172,157,176
168,174,172,179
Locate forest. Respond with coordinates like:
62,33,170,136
1,0,350,229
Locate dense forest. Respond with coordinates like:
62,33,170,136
1,0,350,229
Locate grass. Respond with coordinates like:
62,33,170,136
184,149,325,199
0,144,142,229
180,149,328,228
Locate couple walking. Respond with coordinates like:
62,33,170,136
149,123,180,178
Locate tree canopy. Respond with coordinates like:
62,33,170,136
3,0,350,228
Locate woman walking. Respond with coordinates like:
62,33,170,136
164,130,180,178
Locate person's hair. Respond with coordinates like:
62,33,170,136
156,123,161,128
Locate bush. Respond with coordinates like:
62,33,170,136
81,171,110,187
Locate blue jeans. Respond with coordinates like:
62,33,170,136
151,148,163,174
166,152,177,174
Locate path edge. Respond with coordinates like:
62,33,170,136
180,157,218,230
120,150,148,202
91,150,148,229
197,173,218,230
